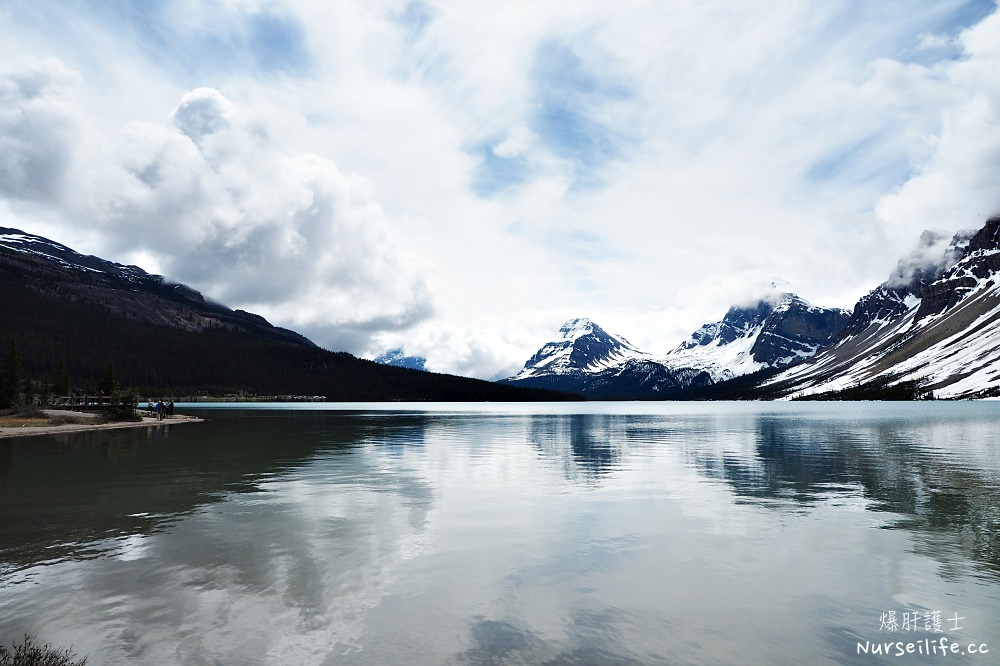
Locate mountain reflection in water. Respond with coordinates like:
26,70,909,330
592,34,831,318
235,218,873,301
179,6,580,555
1,402,998,665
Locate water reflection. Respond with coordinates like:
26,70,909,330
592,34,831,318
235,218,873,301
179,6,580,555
453,613,646,666
673,411,1000,582
1,404,998,665
0,411,422,575
1,410,439,663
527,415,628,484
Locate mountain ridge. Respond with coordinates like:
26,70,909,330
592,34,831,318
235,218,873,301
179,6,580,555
505,218,1000,400
0,227,576,402
0,227,315,347
762,218,1000,399
7,217,998,402
505,292,849,399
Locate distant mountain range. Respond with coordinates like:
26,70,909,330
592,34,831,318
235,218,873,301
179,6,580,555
503,294,849,399
505,217,1000,400
7,217,999,402
0,227,572,401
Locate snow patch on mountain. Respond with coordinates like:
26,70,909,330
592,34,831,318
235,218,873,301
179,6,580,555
662,293,849,382
374,348,427,371
508,293,849,397
665,316,765,382
1,228,148,282
511,317,654,380
768,220,1000,399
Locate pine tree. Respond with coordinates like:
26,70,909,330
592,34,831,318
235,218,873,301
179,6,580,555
98,361,118,396
1,340,21,409
52,360,71,396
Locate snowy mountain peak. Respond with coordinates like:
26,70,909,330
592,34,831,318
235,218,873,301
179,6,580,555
768,217,1000,399
555,317,599,341
889,227,977,295
677,302,766,351
667,292,849,381
838,226,984,341
508,292,848,396
511,318,648,380
373,348,427,371
677,293,806,352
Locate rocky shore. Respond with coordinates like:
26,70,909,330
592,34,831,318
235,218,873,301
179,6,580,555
0,409,203,439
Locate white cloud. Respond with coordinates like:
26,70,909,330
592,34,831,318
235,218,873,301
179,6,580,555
171,88,235,142
0,58,81,205
874,12,1000,238
0,59,434,353
916,32,956,51
2,1,1000,378
492,126,535,159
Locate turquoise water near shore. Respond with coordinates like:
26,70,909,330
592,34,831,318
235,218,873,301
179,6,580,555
1,402,998,664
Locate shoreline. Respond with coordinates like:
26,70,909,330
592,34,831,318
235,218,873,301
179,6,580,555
0,410,204,439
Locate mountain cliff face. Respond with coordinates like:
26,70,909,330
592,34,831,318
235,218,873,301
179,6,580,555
505,295,849,398
765,219,1000,399
669,294,850,380
836,229,974,340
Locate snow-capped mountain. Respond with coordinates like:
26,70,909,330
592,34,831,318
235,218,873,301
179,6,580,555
766,219,1000,399
374,348,427,371
512,318,654,379
507,219,1000,401
505,295,849,398
667,293,850,382
504,318,667,397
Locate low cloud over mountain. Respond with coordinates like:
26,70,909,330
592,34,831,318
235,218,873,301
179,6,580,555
0,61,433,354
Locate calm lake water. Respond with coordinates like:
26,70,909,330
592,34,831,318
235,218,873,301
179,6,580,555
1,402,999,665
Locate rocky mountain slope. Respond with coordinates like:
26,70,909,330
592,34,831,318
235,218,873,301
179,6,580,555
0,227,573,401
764,219,1000,399
1,228,315,346
512,318,653,379
669,293,850,380
502,318,687,398
505,294,849,399
508,218,1000,401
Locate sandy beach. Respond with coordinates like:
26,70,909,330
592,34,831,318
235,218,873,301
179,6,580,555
0,409,203,439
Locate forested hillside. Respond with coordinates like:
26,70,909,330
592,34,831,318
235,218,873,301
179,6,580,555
0,229,573,402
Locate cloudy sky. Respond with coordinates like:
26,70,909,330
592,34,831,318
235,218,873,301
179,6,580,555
3,1,1000,379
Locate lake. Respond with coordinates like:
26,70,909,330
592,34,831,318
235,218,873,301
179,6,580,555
1,402,998,665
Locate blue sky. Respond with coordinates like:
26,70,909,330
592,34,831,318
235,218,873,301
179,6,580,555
2,1,1000,378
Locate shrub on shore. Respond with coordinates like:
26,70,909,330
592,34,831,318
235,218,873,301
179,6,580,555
95,388,142,423
0,635,87,666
